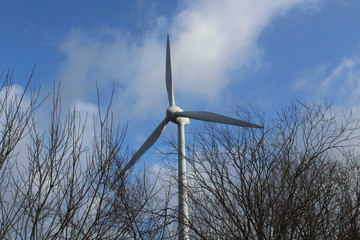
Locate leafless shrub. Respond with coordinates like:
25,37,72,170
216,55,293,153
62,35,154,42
0,70,40,170
0,73,171,239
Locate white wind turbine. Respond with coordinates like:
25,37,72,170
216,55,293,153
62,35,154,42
120,36,263,240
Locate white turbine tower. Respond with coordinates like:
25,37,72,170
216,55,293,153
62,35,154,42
120,36,263,240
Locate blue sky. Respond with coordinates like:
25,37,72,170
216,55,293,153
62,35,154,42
1,0,360,169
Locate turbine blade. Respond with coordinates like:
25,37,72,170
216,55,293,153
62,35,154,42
166,35,175,106
176,111,263,128
120,118,168,176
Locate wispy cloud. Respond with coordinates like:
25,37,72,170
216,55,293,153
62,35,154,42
321,58,359,90
293,57,360,109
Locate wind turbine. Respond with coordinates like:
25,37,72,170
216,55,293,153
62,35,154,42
120,36,263,240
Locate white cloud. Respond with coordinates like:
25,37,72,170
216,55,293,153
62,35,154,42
293,64,328,91
293,57,360,109
324,57,360,107
171,0,319,97
56,0,320,120
321,58,359,90
57,28,138,104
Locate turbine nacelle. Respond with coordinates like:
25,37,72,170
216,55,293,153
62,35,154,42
166,105,190,125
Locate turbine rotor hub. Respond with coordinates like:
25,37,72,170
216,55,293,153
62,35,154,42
166,105,190,125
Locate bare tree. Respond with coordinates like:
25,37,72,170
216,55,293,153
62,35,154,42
163,102,360,239
0,70,39,170
2,71,359,239
0,73,171,239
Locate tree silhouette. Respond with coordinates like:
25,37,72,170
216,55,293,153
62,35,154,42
0,71,359,239
179,103,360,239
0,72,171,239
